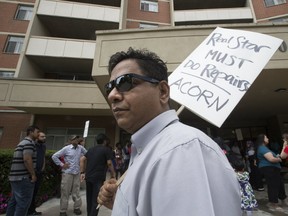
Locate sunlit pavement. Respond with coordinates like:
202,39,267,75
3,183,288,215
36,189,112,216
35,184,287,216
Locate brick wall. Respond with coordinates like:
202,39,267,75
126,0,171,27
0,112,33,149
252,0,288,20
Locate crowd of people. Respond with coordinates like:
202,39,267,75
215,133,288,214
5,47,288,216
5,124,132,216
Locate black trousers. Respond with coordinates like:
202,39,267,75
28,172,43,213
249,162,263,189
86,179,104,216
259,166,287,203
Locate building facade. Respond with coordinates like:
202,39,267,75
0,0,287,150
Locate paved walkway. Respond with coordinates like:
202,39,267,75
36,189,112,216
35,185,288,216
3,184,288,215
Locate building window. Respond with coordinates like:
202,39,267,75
15,5,34,20
0,71,15,78
5,36,24,54
140,0,158,12
139,22,158,29
264,0,286,7
45,127,105,150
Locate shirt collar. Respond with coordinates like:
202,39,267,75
70,144,78,149
131,110,178,156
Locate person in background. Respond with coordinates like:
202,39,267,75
280,132,288,160
28,132,47,216
231,158,258,216
97,47,241,215
52,135,87,216
78,137,85,147
213,136,230,155
114,142,124,179
246,140,264,191
80,133,115,216
122,140,131,173
256,134,288,212
6,125,40,216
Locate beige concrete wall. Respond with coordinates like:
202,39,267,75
0,78,109,115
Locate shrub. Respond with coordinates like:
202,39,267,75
0,150,61,214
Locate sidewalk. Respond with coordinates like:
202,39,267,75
3,184,288,215
35,185,284,216
36,189,112,216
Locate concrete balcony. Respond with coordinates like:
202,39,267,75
38,0,120,23
36,0,120,39
26,36,95,59
174,7,253,24
0,78,110,115
17,36,95,79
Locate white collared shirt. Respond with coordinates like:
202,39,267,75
112,110,241,216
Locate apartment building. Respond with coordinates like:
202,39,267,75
0,0,287,149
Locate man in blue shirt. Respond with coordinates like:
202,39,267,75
52,135,87,216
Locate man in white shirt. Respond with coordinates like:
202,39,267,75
97,47,241,216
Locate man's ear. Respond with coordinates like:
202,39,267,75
158,81,170,104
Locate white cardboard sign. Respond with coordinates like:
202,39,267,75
168,27,283,127
83,120,90,138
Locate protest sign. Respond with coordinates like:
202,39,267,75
169,27,283,127
83,120,90,138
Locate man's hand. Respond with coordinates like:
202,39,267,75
97,178,118,209
80,173,85,182
62,163,70,170
31,174,37,183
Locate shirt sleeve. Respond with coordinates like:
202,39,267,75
52,148,66,166
284,146,288,155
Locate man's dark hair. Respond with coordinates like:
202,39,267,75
26,125,39,136
96,133,109,145
108,47,168,82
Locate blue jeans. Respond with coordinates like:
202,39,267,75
6,178,35,216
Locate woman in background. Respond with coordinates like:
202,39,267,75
280,132,288,160
256,134,287,212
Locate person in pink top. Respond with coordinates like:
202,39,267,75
280,132,288,159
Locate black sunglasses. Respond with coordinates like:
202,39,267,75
104,73,160,96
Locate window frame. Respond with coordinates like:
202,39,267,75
15,5,34,21
140,0,158,12
264,0,286,7
0,71,15,78
4,36,24,54
139,22,158,29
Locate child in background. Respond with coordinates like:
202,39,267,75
231,158,258,216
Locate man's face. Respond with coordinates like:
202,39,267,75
38,132,46,143
107,59,165,134
31,129,40,140
71,138,79,146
